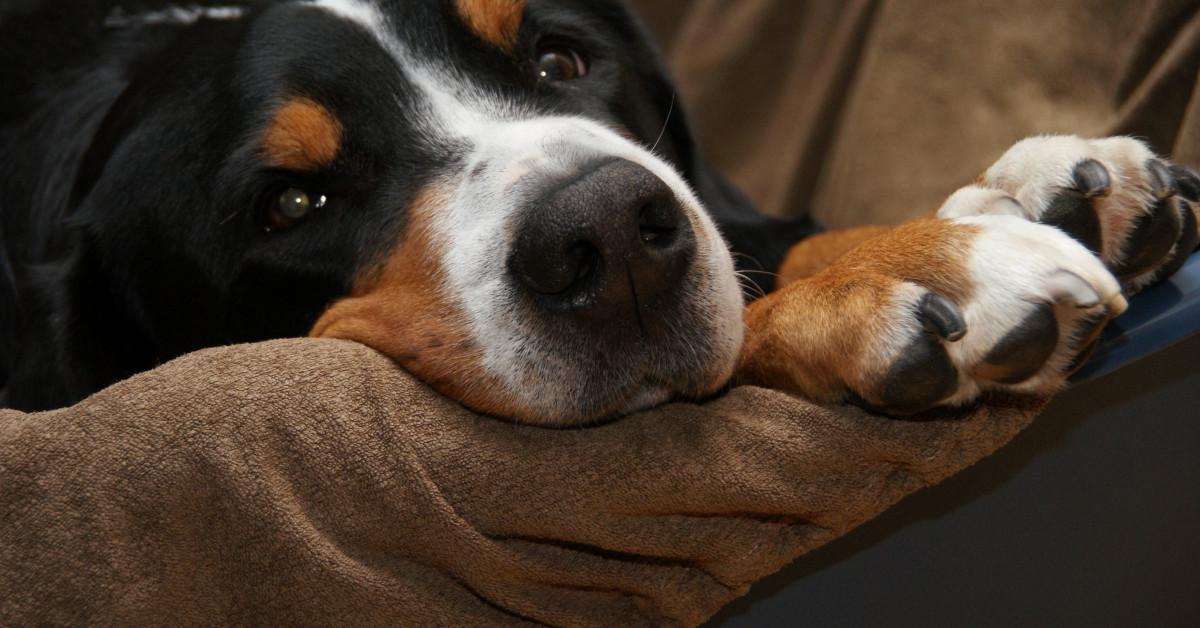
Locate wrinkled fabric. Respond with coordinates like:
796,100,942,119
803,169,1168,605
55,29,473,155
638,0,1200,226
0,339,1044,626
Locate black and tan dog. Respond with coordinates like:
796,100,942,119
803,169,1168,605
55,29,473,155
2,0,1197,422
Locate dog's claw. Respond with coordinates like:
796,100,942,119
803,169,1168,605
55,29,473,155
1146,159,1178,200
1169,165,1200,201
918,293,967,341
1073,159,1111,197
1047,269,1100,308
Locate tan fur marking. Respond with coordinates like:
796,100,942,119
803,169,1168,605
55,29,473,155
261,99,343,171
309,186,525,418
778,225,892,285
454,0,524,50
738,218,980,403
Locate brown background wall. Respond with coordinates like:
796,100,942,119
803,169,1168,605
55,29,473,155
633,1,1197,228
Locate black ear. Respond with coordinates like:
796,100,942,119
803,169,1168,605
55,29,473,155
613,5,822,295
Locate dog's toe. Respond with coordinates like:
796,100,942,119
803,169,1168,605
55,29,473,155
1042,188,1104,254
973,303,1058,385
1113,194,1183,280
873,331,960,416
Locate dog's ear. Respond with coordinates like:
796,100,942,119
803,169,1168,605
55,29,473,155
616,7,821,294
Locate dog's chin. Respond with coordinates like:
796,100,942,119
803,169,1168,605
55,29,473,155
468,365,732,427
454,328,742,426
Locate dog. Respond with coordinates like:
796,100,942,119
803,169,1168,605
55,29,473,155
2,0,1197,424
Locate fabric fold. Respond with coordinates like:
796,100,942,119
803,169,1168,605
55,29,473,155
1,339,1044,626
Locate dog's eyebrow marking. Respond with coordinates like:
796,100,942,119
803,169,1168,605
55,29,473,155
454,0,525,51
261,98,344,172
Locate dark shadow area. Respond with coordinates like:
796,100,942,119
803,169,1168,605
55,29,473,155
712,333,1200,627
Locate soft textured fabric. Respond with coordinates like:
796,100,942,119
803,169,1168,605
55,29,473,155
0,339,1044,626
638,0,1200,226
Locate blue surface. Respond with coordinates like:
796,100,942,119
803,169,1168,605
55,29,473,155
1073,251,1200,382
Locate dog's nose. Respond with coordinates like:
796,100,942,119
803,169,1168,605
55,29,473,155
508,159,696,315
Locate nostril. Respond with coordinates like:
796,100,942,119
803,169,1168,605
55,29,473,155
511,239,601,297
638,199,682,247
564,241,600,291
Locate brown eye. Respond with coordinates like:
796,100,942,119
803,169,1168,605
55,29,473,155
536,47,587,82
267,187,326,232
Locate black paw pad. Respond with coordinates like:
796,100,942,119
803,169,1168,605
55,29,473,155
918,293,967,341
1042,190,1103,254
872,337,960,416
1112,197,1183,280
1073,159,1111,198
974,303,1059,385
1146,159,1179,200
1169,165,1200,201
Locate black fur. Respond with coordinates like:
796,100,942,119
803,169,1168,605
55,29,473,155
0,0,818,410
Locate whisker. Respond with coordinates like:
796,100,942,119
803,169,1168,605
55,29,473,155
735,269,780,279
649,92,676,154
730,250,768,270
218,210,242,227
734,270,768,299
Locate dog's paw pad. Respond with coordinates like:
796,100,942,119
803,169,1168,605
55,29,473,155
1112,194,1183,280
973,303,1058,385
1042,192,1104,254
875,330,959,415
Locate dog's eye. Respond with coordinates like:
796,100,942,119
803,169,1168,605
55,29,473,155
536,47,587,82
266,187,326,232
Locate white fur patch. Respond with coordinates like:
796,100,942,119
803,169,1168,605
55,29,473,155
946,214,1121,401
306,0,744,418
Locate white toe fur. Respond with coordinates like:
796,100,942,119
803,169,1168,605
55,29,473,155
944,214,1120,403
971,135,1160,269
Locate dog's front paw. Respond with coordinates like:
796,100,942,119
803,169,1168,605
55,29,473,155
939,135,1200,293
855,215,1127,414
739,214,1126,416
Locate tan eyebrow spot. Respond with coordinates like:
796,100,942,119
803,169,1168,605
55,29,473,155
454,0,525,51
261,98,343,171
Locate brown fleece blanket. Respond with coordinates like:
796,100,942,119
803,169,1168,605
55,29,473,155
639,0,1200,225
0,339,1044,626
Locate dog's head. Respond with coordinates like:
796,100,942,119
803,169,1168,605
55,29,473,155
73,0,744,424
